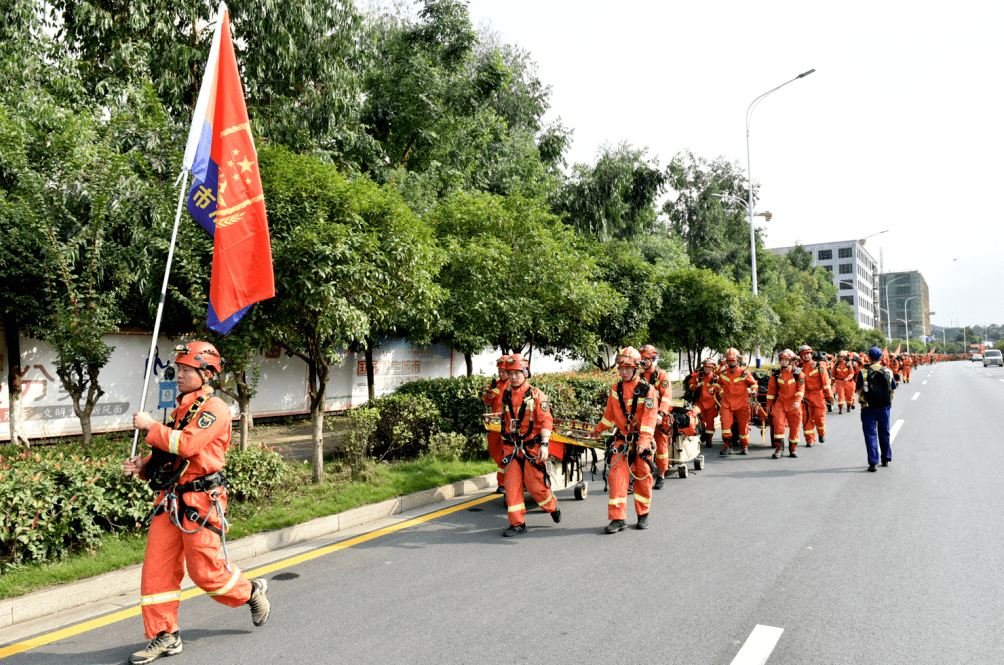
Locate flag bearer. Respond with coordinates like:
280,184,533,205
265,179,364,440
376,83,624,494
124,342,270,664
592,347,660,532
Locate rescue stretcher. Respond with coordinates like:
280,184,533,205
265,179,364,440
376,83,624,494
663,403,705,478
482,413,605,500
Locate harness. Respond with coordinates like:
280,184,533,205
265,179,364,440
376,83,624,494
500,384,550,487
144,394,234,571
605,380,656,481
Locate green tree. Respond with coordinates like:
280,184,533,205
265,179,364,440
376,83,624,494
663,150,764,284
259,146,441,482
432,190,612,370
554,142,667,241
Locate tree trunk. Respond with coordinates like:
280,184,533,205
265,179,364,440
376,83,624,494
464,352,473,377
365,342,376,402
4,323,29,446
311,403,324,483
306,346,330,484
237,376,252,452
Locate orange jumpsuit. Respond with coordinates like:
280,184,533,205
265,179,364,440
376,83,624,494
832,361,855,412
138,386,251,639
688,370,719,443
766,366,804,452
640,367,673,474
500,381,558,526
595,378,659,521
903,357,912,382
482,377,510,487
888,358,901,383
716,365,758,451
799,360,833,444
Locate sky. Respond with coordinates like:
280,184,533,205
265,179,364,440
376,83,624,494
463,0,1004,330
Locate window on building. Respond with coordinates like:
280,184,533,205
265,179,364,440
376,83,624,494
840,281,853,290
840,295,854,306
822,265,833,273
838,247,853,258
818,249,832,260
896,285,910,295
839,263,853,274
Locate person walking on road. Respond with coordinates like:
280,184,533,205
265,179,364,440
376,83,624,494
482,355,510,493
638,345,673,490
715,348,758,456
592,347,660,533
765,349,805,458
688,358,719,448
857,347,897,472
124,342,270,664
499,354,561,536
798,344,834,446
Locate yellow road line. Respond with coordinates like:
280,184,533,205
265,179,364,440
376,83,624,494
0,493,498,659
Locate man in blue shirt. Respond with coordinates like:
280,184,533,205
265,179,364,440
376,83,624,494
856,347,897,472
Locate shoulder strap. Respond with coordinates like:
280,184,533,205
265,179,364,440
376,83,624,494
171,395,209,430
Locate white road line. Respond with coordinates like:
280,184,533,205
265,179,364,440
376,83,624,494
911,393,920,401
999,380,1004,384
731,625,784,665
922,380,928,385
890,419,904,443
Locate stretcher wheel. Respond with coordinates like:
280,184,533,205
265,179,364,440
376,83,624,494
694,456,704,471
574,481,588,500
678,465,688,479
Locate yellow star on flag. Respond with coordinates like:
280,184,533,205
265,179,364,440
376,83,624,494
238,156,255,173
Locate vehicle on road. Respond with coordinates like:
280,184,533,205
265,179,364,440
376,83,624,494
984,350,1002,367
971,353,984,362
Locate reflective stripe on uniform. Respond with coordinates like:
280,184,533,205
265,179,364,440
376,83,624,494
507,503,525,513
141,591,181,606
600,417,615,428
208,565,242,597
168,430,182,455
655,452,668,459
609,497,627,506
640,425,655,435
804,428,815,434
722,429,732,435
635,494,651,505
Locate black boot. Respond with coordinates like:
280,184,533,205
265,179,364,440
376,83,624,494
653,476,665,490
605,519,627,534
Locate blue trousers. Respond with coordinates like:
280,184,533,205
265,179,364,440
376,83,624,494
860,406,891,465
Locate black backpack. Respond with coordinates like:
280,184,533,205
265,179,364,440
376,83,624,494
861,366,893,408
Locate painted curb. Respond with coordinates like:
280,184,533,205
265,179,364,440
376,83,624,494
0,471,502,630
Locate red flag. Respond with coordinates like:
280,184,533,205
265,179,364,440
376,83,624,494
893,343,901,355
203,9,274,325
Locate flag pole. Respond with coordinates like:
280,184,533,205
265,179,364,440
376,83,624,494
131,170,189,458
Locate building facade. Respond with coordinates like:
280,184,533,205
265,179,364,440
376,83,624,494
769,239,880,330
878,271,930,341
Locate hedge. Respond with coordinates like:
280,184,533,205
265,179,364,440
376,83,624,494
0,437,288,567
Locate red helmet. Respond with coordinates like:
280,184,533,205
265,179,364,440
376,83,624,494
639,345,659,361
779,349,796,361
174,341,222,373
615,347,641,368
798,344,813,357
496,355,509,369
724,348,740,361
504,354,528,374
702,357,716,368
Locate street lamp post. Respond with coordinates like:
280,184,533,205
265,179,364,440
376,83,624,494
744,68,815,368
903,296,917,353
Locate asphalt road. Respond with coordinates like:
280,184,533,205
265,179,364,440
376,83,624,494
5,360,1003,665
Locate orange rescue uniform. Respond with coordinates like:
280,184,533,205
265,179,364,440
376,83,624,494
594,379,659,521
766,366,805,452
138,386,251,639
716,365,758,451
640,367,673,474
799,360,833,444
500,381,558,526
832,360,855,413
482,377,510,487
688,370,719,443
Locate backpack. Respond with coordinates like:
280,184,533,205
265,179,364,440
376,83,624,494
861,366,893,408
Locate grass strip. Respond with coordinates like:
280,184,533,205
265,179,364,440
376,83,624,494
0,457,495,600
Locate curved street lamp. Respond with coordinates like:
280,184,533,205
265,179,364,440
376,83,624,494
903,296,918,353
745,69,815,367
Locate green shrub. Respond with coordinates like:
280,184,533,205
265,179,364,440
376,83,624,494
367,392,441,459
224,446,289,502
331,407,381,478
531,371,612,423
395,375,486,436
426,432,467,463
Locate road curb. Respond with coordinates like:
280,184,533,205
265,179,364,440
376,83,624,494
0,471,507,631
